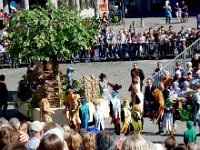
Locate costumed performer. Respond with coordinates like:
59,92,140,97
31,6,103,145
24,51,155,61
162,97,175,135
64,88,81,129
79,98,89,130
93,98,105,131
130,104,142,134
40,92,54,123
99,73,113,101
110,84,122,135
152,88,165,134
66,67,75,88
120,98,132,135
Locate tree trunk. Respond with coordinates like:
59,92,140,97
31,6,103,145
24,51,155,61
51,55,59,80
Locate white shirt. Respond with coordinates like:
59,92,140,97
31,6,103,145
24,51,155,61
170,88,182,98
0,45,5,53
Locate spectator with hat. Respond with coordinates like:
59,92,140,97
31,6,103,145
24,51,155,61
27,121,44,150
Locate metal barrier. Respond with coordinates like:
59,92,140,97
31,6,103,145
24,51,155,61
153,38,200,87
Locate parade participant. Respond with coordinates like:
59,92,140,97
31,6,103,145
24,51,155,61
184,121,197,145
120,98,132,135
40,92,54,123
66,67,75,88
144,78,155,117
0,74,8,117
98,73,113,101
110,84,122,135
79,98,89,130
66,93,81,129
128,76,141,107
152,88,165,134
131,63,145,91
162,97,175,135
130,105,142,134
93,99,105,131
159,82,169,100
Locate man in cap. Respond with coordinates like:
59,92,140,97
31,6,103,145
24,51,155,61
27,121,44,150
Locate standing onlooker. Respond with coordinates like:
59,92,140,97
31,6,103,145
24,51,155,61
174,3,179,20
181,1,189,23
164,1,172,24
0,74,8,117
143,78,156,117
197,13,200,30
177,8,182,23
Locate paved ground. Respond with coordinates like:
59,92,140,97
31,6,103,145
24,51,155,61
1,16,199,146
110,16,197,33
2,60,200,145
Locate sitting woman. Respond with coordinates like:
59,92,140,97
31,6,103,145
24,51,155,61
162,71,172,89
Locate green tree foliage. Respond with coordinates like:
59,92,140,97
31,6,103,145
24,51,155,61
8,2,98,62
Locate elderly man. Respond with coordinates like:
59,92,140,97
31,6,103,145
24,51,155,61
171,70,185,89
170,82,182,99
178,81,192,99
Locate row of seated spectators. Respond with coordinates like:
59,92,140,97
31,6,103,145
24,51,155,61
152,52,200,122
0,117,199,150
79,25,200,61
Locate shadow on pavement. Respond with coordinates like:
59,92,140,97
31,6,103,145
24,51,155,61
1,109,29,121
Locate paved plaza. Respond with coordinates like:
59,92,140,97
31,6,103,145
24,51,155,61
1,16,200,146
2,60,200,145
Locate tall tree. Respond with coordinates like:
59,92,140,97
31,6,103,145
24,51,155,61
8,2,98,76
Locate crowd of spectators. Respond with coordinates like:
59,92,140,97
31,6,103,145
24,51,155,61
0,117,199,150
81,25,200,62
148,52,200,135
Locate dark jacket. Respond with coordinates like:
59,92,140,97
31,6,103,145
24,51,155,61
144,85,156,101
0,82,8,101
131,69,145,81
